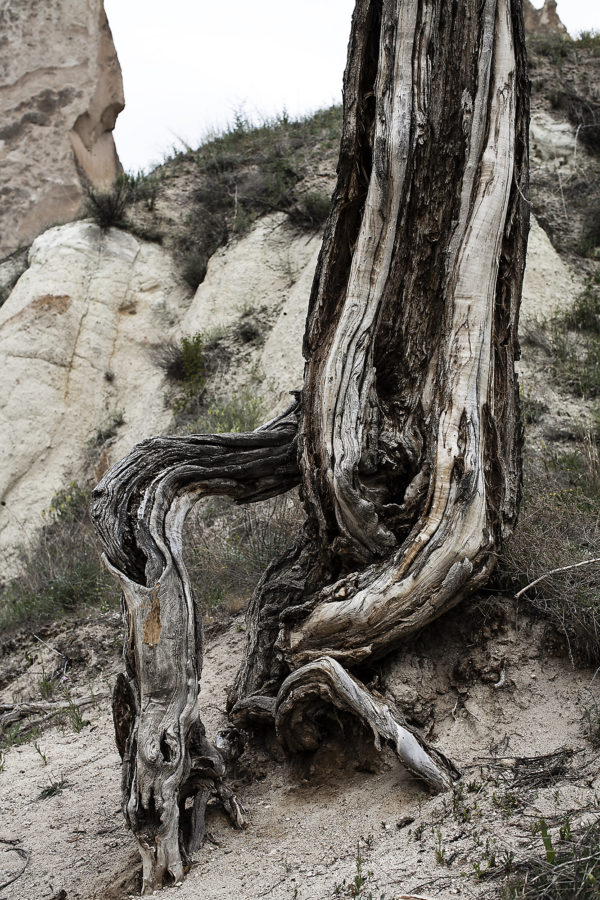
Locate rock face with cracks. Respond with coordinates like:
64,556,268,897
0,0,124,257
0,222,189,574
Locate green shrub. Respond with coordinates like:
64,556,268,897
288,191,332,230
180,333,206,382
173,106,342,286
182,251,209,289
84,175,132,229
580,206,600,258
523,277,600,399
547,275,600,397
563,272,600,332
184,493,303,616
122,170,161,211
574,29,600,54
186,388,264,435
170,333,208,414
0,483,117,630
526,33,571,65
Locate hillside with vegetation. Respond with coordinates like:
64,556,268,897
0,27,600,900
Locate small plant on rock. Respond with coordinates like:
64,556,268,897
84,175,132,229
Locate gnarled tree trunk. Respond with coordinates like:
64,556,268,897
91,0,528,891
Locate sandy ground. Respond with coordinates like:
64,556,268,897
1,599,599,900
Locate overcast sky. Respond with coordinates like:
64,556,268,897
104,0,600,173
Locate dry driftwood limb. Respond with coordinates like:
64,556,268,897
275,657,459,791
91,403,298,893
515,557,600,599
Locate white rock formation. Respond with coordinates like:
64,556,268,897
0,222,190,573
0,207,582,575
181,213,322,410
523,0,570,38
0,0,124,257
530,111,579,167
522,216,581,319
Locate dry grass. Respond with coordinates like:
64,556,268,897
502,818,600,899
124,106,342,288
183,492,304,617
500,442,600,664
0,484,117,630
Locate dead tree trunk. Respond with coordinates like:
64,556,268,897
232,0,528,701
91,0,528,891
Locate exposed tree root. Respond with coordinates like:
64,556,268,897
275,657,459,792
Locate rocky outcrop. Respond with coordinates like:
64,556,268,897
0,222,189,573
523,0,570,38
180,213,322,412
0,0,124,258
0,201,583,575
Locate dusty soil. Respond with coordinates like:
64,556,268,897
1,597,599,900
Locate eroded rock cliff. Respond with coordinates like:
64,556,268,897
0,0,124,257
0,205,582,576
0,222,188,571
523,0,570,38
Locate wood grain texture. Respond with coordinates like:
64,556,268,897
91,0,529,888
279,0,528,666
90,402,298,892
276,657,459,790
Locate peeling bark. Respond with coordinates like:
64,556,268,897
91,404,298,892
91,0,528,889
237,0,528,692
275,657,459,791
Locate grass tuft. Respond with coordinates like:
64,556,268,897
184,493,304,617
0,483,118,631
84,176,132,230
500,440,600,664
186,388,265,435
522,275,600,399
502,818,600,899
170,106,342,286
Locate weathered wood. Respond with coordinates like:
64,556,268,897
275,657,459,791
90,403,299,892
237,0,529,695
91,0,529,889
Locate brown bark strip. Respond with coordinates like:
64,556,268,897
142,589,162,647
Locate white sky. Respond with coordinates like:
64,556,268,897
104,0,600,173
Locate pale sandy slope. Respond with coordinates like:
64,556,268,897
1,600,598,900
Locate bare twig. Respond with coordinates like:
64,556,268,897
31,634,67,659
257,877,287,897
0,693,109,731
0,840,30,891
515,557,600,599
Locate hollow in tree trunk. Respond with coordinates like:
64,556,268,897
91,0,529,891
